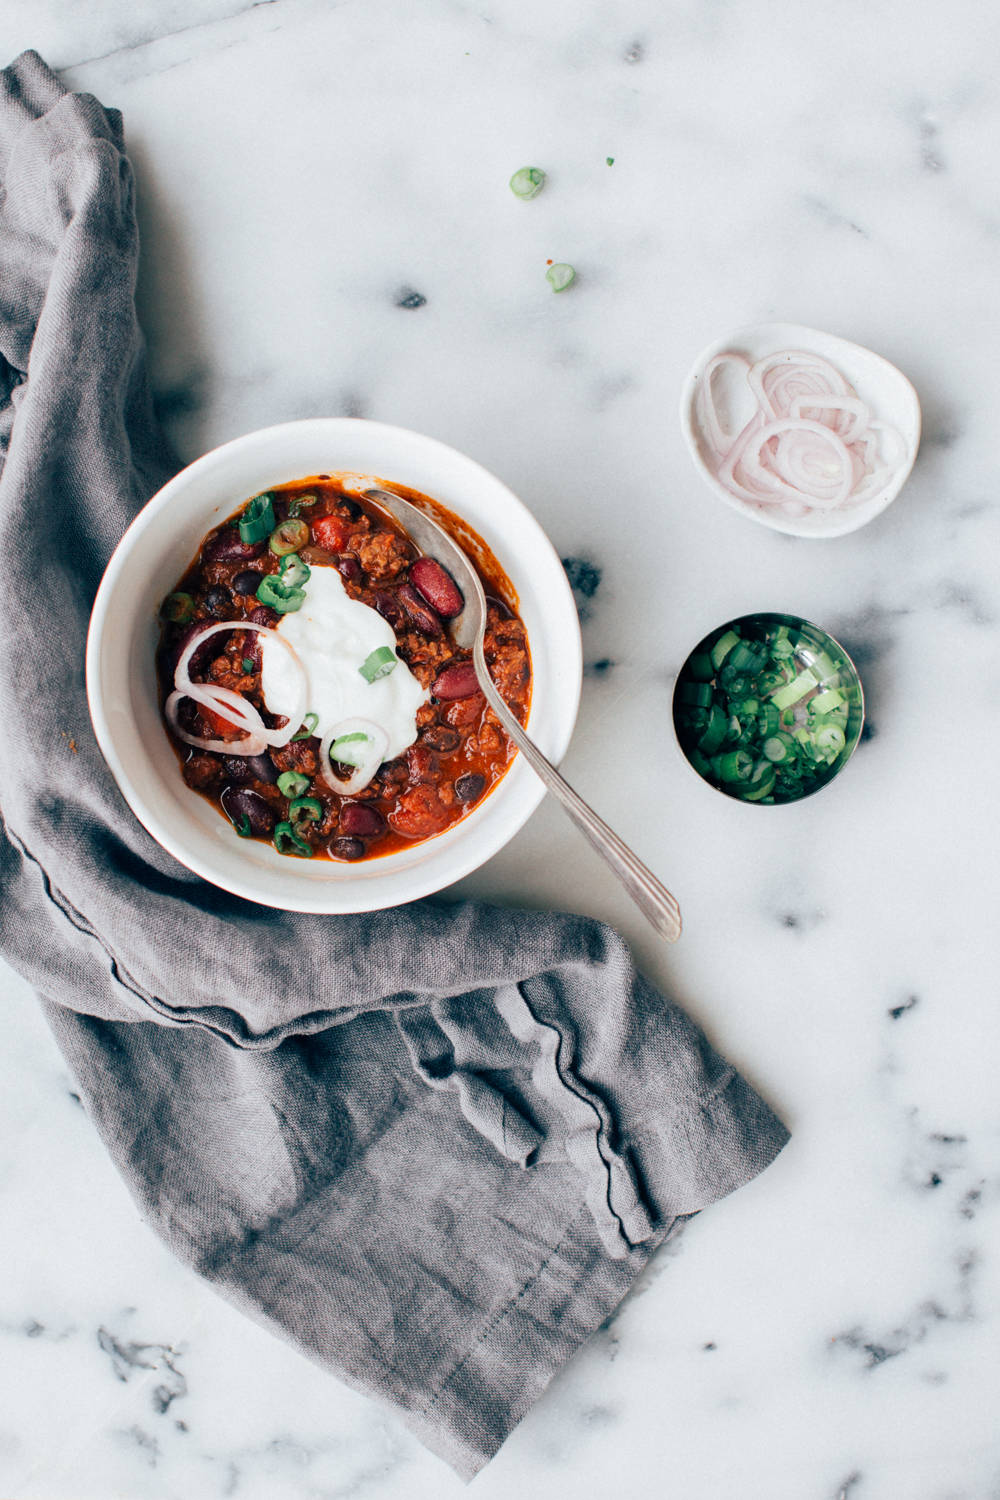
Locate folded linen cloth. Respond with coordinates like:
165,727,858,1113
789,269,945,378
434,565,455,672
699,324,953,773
0,50,789,1479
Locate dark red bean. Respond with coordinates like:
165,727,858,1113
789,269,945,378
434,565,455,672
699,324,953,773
221,785,276,837
337,555,362,585
455,772,486,803
397,583,443,637
410,557,464,619
248,605,279,628
329,835,365,861
421,724,460,752
223,753,279,785
172,621,225,680
406,745,441,784
374,591,406,630
232,569,263,596
203,530,266,563
339,802,386,837
204,584,232,617
432,660,480,700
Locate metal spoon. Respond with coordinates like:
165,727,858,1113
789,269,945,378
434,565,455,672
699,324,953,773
365,487,682,942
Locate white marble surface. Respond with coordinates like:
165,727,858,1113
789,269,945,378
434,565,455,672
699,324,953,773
3,1,1000,1496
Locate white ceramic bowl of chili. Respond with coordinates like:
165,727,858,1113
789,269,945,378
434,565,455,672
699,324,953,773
86,419,582,912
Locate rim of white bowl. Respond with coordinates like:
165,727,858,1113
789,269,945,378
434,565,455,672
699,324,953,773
86,418,582,912
679,322,922,539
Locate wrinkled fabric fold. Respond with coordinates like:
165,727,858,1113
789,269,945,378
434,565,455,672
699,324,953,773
0,50,789,1479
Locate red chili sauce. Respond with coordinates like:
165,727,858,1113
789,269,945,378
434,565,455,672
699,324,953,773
157,477,532,861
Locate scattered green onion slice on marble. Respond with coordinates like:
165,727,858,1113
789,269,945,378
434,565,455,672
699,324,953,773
509,166,546,199
359,646,397,684
239,493,276,544
546,262,576,292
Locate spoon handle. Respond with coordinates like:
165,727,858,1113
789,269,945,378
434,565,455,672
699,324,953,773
472,640,682,943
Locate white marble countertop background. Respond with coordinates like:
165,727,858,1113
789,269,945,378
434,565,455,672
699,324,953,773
2,2,1000,1497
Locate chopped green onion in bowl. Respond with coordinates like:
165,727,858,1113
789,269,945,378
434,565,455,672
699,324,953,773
672,613,864,805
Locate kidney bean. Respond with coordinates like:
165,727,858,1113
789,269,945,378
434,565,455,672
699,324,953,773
410,558,464,619
406,744,440,784
432,660,480,700
220,785,276,837
337,555,362,585
223,753,279,784
204,584,233,617
455,772,486,803
248,604,279,628
374,590,406,630
170,621,225,679
421,724,460,752
329,835,365,861
339,802,386,837
203,530,266,563
232,569,263,596
397,583,443,637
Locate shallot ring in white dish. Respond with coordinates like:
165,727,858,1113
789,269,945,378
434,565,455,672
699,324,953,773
168,619,308,752
680,323,922,539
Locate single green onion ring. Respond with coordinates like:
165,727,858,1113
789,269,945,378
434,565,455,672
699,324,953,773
546,262,576,292
288,795,323,830
239,492,276,545
509,166,545,199
359,646,397,684
273,821,313,857
278,553,311,588
286,493,318,518
277,770,310,799
161,592,196,623
331,730,370,768
234,814,253,838
269,518,311,557
290,712,319,742
256,574,306,614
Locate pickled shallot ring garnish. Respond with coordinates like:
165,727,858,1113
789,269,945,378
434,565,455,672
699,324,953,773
164,687,268,756
742,420,855,509
319,718,390,797
788,394,869,444
173,620,307,749
696,352,752,460
748,351,851,419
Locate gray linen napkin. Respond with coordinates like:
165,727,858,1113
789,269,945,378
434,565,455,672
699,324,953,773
0,51,789,1479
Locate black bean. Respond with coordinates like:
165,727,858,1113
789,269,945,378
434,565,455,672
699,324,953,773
329,835,365,861
232,569,263,596
248,605,279,628
421,725,460,752
454,772,486,803
340,498,362,520
204,584,232,617
338,555,362,585
220,785,276,837
223,753,279,785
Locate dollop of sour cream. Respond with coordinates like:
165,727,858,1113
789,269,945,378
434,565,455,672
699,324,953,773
260,566,428,759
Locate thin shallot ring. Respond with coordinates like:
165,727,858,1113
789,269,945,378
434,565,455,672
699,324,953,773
696,352,752,461
319,718,390,797
164,687,268,756
174,619,308,748
789,394,870,444
742,419,855,508
748,351,852,419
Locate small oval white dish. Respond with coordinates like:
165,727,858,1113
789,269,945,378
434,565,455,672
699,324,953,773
680,322,921,539
86,418,582,914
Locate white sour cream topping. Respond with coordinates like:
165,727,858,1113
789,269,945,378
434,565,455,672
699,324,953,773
260,565,428,759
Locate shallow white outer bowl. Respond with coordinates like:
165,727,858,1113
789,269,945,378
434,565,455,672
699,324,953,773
680,322,922,539
86,419,582,912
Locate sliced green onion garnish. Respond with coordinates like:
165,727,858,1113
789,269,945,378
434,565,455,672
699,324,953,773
678,681,713,707
770,668,818,712
710,629,740,670
687,651,714,682
273,821,313,857
290,712,319,742
286,493,318,518
546,262,575,292
716,749,753,782
241,657,254,674
763,732,796,763
269,518,311,557
278,553,311,588
161,592,196,623
331,730,370,768
239,492,276,544
288,795,323,830
510,166,546,199
277,770,310,799
755,703,780,737
743,763,777,802
697,703,728,756
235,814,253,838
813,724,846,761
810,687,845,715
256,575,306,613
359,646,398,684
